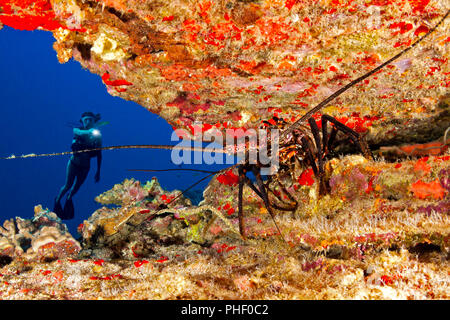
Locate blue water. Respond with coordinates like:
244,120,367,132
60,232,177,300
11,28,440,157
0,27,230,236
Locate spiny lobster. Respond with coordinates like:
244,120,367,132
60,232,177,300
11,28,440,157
2,10,448,241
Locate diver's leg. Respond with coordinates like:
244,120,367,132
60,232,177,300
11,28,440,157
56,160,76,203
63,166,89,220
67,166,90,200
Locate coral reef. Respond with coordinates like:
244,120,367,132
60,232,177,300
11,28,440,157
78,177,237,260
0,0,448,145
0,0,449,300
2,152,448,300
0,205,81,262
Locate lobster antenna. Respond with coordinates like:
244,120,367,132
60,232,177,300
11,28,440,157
0,144,231,160
281,9,449,140
159,164,238,207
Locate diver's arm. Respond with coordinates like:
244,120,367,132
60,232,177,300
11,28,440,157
73,128,92,137
74,127,102,139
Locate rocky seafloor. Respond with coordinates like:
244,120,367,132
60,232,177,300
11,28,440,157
0,0,449,300
0,152,448,300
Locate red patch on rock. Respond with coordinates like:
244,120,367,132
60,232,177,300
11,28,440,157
410,179,446,200
298,168,315,186
217,169,239,186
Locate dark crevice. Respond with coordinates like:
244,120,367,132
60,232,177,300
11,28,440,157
106,6,137,23
75,43,92,61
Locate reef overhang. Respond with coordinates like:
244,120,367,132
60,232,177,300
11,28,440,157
0,0,449,145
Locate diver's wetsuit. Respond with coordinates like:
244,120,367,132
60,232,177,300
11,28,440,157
71,128,101,168
54,127,102,220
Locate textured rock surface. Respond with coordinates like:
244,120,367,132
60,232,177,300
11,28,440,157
0,205,81,261
78,177,231,260
0,154,449,299
1,0,449,300
0,0,448,146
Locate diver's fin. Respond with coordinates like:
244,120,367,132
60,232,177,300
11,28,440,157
53,198,65,220
63,198,75,220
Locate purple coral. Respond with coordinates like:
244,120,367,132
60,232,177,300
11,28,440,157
302,258,324,272
417,200,450,216
329,167,368,199
329,174,344,194
128,183,147,202
348,168,368,194
438,168,450,192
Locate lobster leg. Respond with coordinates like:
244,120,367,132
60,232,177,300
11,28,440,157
243,175,264,199
238,165,246,238
321,114,373,159
322,117,338,155
300,136,319,177
308,118,329,195
266,184,298,211
238,165,284,237
326,126,338,154
244,174,296,211
251,166,285,240
237,164,285,241
251,166,274,216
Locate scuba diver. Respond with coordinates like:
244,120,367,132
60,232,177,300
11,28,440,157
53,112,103,220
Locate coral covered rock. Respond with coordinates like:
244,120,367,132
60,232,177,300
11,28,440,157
0,153,449,299
201,154,450,252
0,205,81,262
82,177,191,238
78,177,236,260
